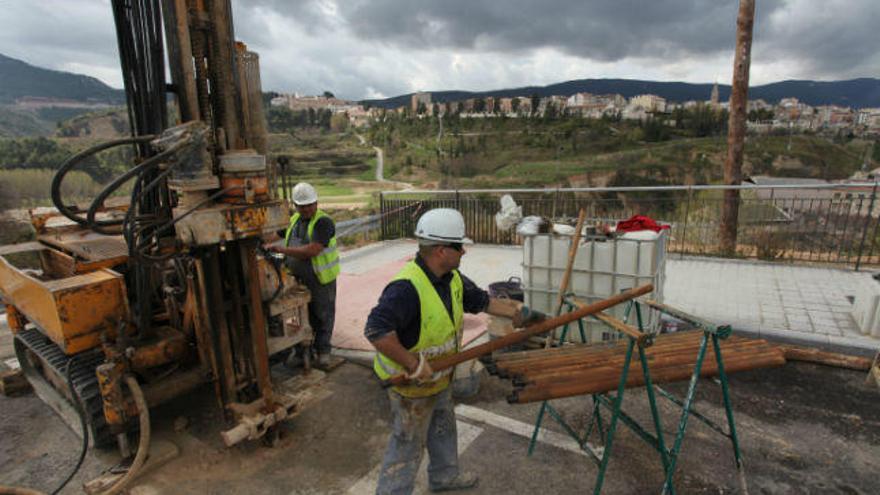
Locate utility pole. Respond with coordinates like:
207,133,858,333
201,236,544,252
720,0,755,255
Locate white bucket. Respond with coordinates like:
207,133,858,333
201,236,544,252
452,360,483,399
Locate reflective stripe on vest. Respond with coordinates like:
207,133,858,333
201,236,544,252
373,261,463,398
284,209,340,284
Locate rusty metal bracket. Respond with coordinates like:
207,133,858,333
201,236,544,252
221,395,298,447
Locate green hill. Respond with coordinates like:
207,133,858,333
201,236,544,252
0,107,54,137
0,53,124,104
365,115,876,189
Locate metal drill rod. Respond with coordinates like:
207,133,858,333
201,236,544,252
509,350,784,403
380,284,654,388
501,336,769,377
512,341,776,388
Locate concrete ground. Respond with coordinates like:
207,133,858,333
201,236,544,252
1,355,878,494
2,240,879,494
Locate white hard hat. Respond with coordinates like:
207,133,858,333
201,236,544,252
414,208,473,244
292,182,318,205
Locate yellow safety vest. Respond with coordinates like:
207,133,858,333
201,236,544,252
284,209,340,285
373,261,464,398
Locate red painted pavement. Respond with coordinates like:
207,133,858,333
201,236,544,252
332,255,488,351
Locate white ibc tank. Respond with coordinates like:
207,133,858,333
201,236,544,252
851,278,880,338
522,230,667,342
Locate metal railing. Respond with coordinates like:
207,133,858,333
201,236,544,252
379,183,880,270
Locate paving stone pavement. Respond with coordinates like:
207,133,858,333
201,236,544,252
341,242,880,355
664,257,880,355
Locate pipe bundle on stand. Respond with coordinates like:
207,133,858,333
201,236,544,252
485,331,785,404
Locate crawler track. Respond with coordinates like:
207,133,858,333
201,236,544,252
14,328,114,447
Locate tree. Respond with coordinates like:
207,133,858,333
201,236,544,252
641,116,669,142
267,106,298,133
543,101,557,120
262,91,280,108
330,113,349,132
511,97,520,115
318,109,332,129
747,108,774,122
322,91,335,98
530,93,540,117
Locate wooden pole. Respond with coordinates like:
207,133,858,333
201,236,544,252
545,208,588,347
720,0,755,255
780,345,873,371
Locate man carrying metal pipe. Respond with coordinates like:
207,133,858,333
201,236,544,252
267,182,339,369
365,208,543,494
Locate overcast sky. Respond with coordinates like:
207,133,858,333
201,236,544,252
1,0,877,100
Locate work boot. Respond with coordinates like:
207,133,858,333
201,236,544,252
429,472,479,492
284,352,305,370
316,352,331,368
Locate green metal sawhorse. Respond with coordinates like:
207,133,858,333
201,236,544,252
527,297,749,494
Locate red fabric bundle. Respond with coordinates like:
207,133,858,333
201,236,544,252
615,215,670,233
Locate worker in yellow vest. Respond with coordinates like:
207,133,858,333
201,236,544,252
365,208,541,494
267,182,339,369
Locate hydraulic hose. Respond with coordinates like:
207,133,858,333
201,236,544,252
51,136,155,227
97,375,150,495
85,141,187,234
134,186,243,258
50,359,89,495
0,359,92,495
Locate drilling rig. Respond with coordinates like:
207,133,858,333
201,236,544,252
0,0,312,465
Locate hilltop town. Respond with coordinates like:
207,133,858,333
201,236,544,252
269,85,880,136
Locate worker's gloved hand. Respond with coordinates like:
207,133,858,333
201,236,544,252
512,305,548,328
405,352,433,384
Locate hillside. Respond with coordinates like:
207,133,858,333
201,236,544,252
0,53,124,104
0,107,55,137
362,78,880,110
363,115,876,190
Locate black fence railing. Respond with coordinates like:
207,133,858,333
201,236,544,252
379,184,880,270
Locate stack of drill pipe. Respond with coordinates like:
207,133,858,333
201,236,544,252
483,331,785,404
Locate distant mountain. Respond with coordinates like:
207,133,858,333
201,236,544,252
362,78,880,110
0,53,124,104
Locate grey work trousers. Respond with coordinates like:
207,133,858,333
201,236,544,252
376,387,460,495
307,279,336,355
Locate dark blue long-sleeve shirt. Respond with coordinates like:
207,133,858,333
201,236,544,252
364,255,489,349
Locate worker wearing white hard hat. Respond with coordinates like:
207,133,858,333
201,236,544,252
291,182,318,206
266,182,339,370
364,207,546,494
413,207,473,246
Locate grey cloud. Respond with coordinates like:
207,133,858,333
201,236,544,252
242,0,876,82
0,1,120,80
3,0,876,99
756,1,880,79
250,1,774,60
